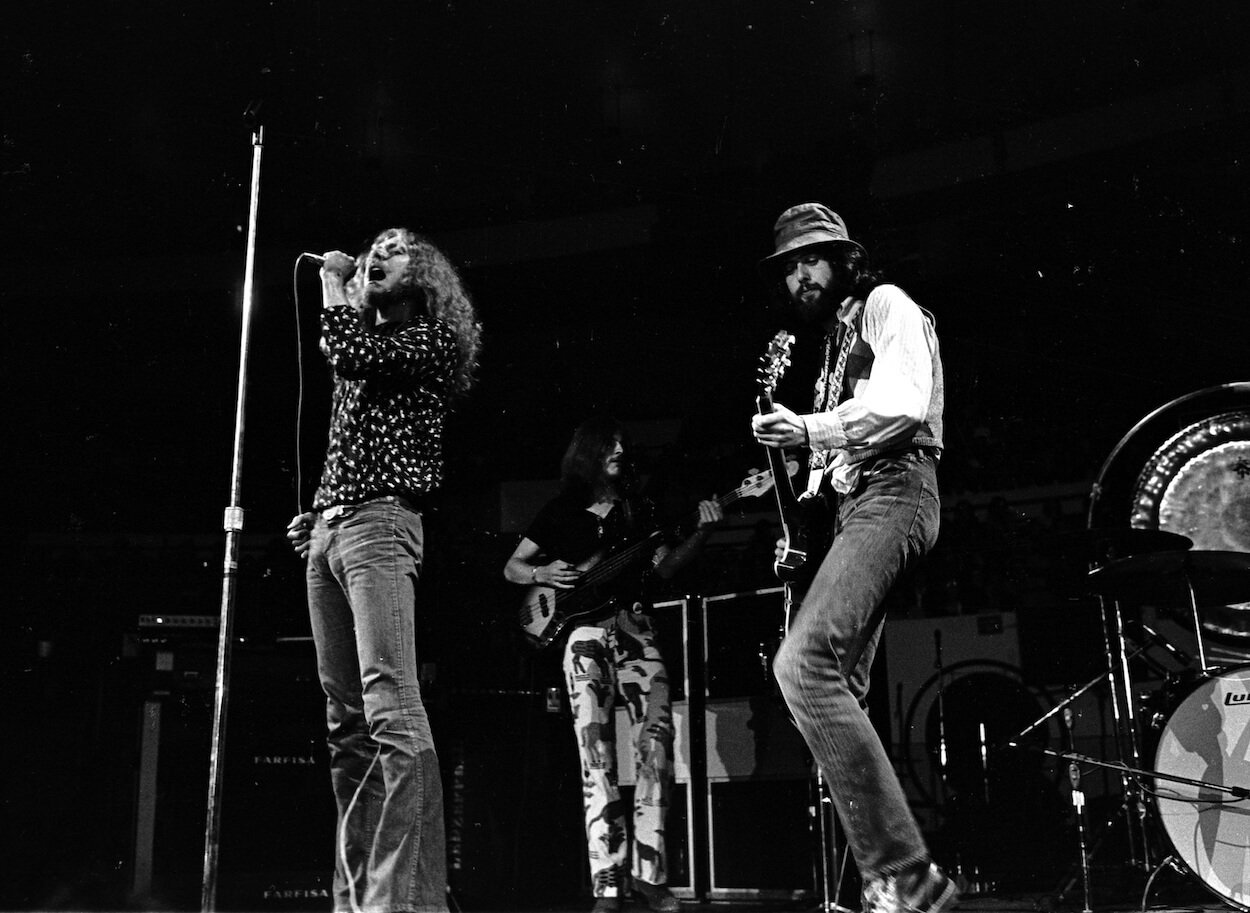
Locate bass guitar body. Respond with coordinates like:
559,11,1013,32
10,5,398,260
517,550,633,651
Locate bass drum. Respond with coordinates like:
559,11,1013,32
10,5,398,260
1153,664,1250,911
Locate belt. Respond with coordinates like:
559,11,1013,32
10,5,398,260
906,444,941,463
322,494,422,521
862,445,940,470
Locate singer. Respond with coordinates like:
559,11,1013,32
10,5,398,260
751,203,955,913
286,227,481,913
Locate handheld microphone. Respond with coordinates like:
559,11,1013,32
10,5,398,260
299,252,356,280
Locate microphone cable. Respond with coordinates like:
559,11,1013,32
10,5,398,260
292,255,310,514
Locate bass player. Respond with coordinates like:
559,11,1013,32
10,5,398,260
502,414,722,913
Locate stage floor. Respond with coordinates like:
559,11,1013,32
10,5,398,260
445,895,1225,910
444,893,1229,913
441,881,1229,913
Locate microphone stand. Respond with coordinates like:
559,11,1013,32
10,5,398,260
201,125,265,912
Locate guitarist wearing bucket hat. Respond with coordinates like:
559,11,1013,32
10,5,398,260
751,203,955,913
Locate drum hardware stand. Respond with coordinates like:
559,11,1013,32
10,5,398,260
1030,744,1250,910
1081,547,1245,885
1029,745,1250,799
1082,395,1215,886
1063,707,1094,913
1096,588,1156,872
812,771,857,913
1178,569,1211,674
931,633,991,896
1000,636,1163,909
933,630,958,886
999,639,1149,758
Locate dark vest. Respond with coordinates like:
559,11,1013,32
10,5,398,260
836,286,944,467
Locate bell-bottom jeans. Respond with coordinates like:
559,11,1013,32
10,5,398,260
306,496,447,913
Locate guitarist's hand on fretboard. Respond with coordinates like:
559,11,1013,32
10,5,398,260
695,498,724,528
752,401,809,450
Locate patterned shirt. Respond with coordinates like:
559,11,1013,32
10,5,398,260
312,306,459,510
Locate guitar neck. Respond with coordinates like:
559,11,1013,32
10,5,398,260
757,391,800,511
575,532,663,589
679,484,748,532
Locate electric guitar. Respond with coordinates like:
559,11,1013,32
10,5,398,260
756,330,829,591
516,465,794,650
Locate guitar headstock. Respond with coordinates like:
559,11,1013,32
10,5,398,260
758,330,795,400
737,468,776,500
735,459,801,501
730,457,800,500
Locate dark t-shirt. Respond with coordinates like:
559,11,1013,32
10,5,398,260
524,493,658,565
524,492,676,624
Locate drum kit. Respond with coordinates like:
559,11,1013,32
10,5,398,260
1006,386,1250,912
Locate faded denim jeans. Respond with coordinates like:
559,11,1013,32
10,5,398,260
773,450,940,881
306,495,447,913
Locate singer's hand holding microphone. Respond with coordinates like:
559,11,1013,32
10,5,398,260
301,251,358,312
302,250,357,281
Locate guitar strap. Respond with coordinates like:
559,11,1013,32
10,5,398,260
810,322,856,474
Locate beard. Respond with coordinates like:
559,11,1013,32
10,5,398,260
787,281,840,325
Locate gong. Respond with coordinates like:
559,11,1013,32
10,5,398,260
1131,411,1250,643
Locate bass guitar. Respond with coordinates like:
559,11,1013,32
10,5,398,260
517,465,793,650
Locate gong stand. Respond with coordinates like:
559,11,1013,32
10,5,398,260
1100,593,1154,872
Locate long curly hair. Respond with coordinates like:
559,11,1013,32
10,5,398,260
559,415,638,504
352,227,482,399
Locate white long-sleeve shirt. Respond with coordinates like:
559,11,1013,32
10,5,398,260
803,284,944,496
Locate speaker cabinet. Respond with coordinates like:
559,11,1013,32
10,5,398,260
616,698,810,784
130,640,335,912
707,779,814,897
441,689,585,910
612,589,818,900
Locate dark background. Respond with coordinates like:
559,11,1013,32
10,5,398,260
4,1,1250,909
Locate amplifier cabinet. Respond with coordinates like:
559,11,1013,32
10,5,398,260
130,641,335,912
613,586,818,901
615,697,810,785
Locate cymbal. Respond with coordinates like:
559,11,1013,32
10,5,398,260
1086,549,1250,608
1084,527,1193,561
